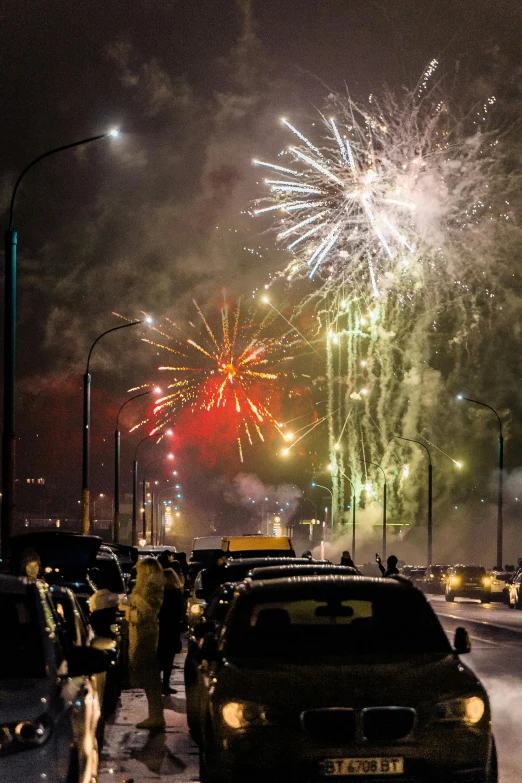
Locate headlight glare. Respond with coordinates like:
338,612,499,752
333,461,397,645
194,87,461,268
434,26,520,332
190,603,204,615
436,696,485,725
482,577,492,587
221,701,270,729
450,576,460,586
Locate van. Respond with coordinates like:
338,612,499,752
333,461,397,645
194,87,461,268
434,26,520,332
222,535,295,559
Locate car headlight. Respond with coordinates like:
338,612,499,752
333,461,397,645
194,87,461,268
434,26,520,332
482,577,492,587
0,716,52,756
221,701,271,729
436,696,485,725
450,576,461,586
190,603,204,616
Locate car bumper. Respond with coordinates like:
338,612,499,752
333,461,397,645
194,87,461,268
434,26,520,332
210,723,491,782
448,587,490,599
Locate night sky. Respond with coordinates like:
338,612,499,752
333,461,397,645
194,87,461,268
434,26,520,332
1,1,521,552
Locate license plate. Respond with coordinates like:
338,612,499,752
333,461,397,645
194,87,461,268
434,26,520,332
320,757,404,776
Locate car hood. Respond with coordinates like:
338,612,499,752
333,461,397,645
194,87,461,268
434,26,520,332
0,678,55,723
216,654,484,709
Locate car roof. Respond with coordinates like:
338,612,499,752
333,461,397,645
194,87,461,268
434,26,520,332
0,573,32,594
235,574,416,601
226,557,326,568
250,564,358,580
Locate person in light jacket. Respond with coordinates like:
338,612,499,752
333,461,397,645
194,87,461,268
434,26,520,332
123,557,165,730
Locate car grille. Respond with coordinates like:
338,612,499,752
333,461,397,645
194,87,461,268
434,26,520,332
362,707,416,740
301,708,356,742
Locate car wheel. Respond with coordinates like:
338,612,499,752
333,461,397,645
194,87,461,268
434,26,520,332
486,736,498,783
480,594,491,604
445,593,454,602
516,596,522,610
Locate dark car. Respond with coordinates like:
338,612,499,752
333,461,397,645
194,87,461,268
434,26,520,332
422,565,451,594
445,565,492,603
0,574,109,783
409,567,427,588
194,575,495,783
105,543,138,589
185,564,358,740
188,557,329,626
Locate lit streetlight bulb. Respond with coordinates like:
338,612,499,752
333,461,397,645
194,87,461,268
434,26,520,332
334,443,340,451
108,128,120,138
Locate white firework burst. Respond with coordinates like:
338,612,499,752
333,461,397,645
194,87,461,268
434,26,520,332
254,62,500,300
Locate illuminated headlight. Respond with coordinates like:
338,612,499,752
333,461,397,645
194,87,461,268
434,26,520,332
221,701,271,729
482,577,492,587
190,603,204,615
436,696,485,725
450,576,461,586
0,716,52,755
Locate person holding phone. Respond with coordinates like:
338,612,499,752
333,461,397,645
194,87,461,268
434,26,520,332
376,553,400,577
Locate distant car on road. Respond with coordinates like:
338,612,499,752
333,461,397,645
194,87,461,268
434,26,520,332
0,574,108,783
445,565,491,603
422,565,451,594
488,570,512,602
194,575,496,783
409,567,427,588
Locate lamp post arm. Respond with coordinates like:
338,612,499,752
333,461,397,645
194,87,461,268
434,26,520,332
462,397,502,437
312,482,333,498
87,321,142,374
9,134,107,230
116,391,151,430
395,435,431,465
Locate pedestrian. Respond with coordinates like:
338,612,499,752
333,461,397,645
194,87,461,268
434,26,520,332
200,550,228,602
123,557,165,730
340,550,357,569
18,548,42,579
376,553,400,577
157,556,184,695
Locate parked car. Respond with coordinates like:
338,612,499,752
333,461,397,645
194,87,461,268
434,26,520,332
445,565,491,603
10,532,128,708
422,565,451,594
194,575,495,783
409,567,427,588
488,570,512,602
507,570,522,609
188,557,327,628
185,563,357,740
0,574,109,783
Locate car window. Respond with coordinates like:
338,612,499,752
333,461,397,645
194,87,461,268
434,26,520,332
91,557,125,593
0,593,46,678
456,567,485,577
225,590,451,661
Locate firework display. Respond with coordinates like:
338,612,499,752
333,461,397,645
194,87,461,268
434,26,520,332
254,62,517,533
144,295,300,461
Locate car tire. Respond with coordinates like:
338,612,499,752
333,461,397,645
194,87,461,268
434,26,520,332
516,596,522,610
480,594,491,604
486,736,498,783
66,751,80,783
445,593,454,602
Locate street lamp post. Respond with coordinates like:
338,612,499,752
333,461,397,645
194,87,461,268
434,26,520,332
114,390,152,544
396,436,432,566
311,482,333,528
339,470,357,560
82,321,142,535
132,435,156,547
457,395,503,569
1,131,118,556
364,461,387,560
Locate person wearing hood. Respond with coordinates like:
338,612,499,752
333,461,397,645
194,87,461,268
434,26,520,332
122,557,165,730
157,553,185,694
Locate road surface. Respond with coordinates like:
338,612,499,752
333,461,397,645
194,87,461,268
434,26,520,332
99,596,522,782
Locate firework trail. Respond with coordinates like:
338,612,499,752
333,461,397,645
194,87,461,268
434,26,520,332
255,62,520,548
144,294,301,461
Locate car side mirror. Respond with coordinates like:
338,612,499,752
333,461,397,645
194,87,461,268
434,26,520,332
67,646,109,677
193,620,216,639
91,636,117,652
454,626,471,655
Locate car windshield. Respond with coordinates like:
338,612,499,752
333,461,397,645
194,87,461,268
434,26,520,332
226,588,451,661
0,594,46,678
431,566,448,576
457,567,485,577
